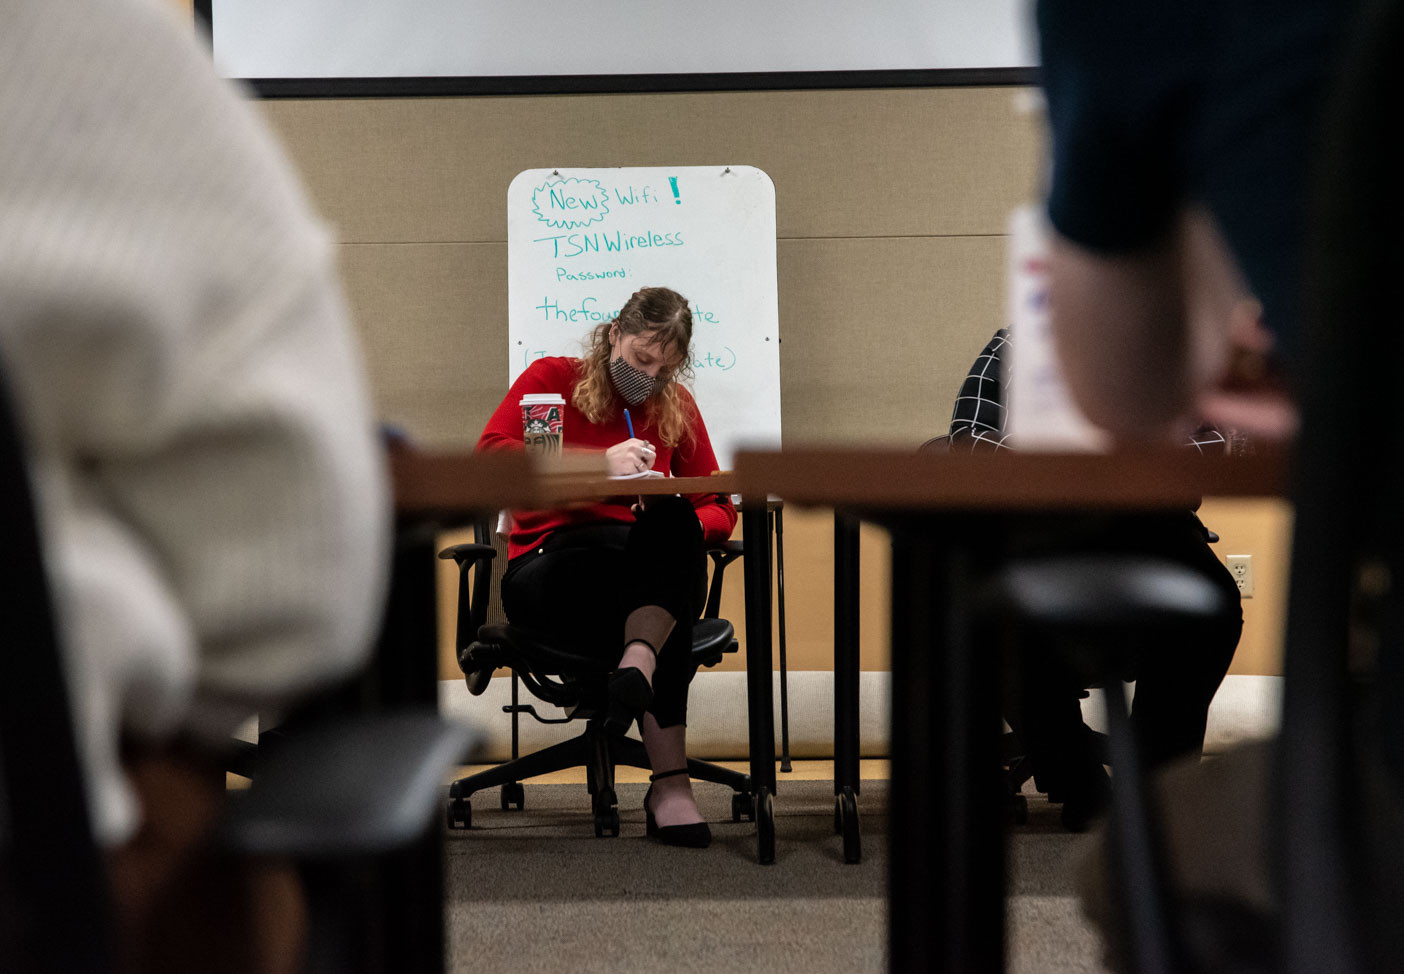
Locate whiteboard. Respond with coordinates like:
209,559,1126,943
206,0,1036,82
507,166,781,468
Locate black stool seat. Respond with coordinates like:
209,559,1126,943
991,555,1229,629
221,711,475,858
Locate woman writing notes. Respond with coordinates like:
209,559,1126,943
477,286,736,847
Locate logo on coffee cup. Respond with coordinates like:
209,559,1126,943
520,394,565,459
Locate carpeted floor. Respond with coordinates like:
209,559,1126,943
443,776,1111,973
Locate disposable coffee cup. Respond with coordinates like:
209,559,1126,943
519,393,565,462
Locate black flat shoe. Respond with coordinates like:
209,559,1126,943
644,768,711,848
602,666,652,736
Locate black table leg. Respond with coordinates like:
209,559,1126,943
887,523,1005,973
371,520,448,973
741,500,778,864
834,512,862,863
775,507,793,773
376,520,444,711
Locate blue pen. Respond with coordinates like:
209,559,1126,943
623,408,643,504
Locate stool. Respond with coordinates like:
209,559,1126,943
986,554,1231,974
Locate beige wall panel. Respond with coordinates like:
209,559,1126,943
259,86,1040,244
778,235,1007,445
336,234,1007,449
337,242,508,447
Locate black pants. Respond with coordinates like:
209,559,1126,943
999,511,1244,793
499,495,708,728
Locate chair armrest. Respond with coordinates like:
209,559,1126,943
439,542,498,648
704,540,745,618
437,543,496,566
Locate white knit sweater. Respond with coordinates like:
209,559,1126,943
0,0,389,844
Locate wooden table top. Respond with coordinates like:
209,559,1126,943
391,449,540,514
539,471,736,504
391,445,1291,517
391,449,735,514
733,446,1292,512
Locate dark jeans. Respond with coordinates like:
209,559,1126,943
999,511,1244,794
500,495,708,728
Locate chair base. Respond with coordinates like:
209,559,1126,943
445,718,752,836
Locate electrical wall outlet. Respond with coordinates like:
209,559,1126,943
1226,554,1253,598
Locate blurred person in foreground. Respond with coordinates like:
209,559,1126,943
0,1,388,970
1036,0,1358,441
1036,3,1404,972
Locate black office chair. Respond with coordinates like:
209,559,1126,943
439,516,755,837
0,357,474,974
223,708,475,974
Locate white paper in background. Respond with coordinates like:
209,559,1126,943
507,166,781,469
1005,205,1111,452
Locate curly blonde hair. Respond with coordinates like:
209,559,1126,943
573,286,697,446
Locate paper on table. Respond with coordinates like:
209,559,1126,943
1004,204,1111,453
609,470,667,480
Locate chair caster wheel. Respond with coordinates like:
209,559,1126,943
732,791,756,823
756,787,775,865
501,782,525,810
836,786,861,864
594,809,621,837
592,788,619,837
447,798,471,830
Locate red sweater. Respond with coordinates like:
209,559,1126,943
478,357,738,560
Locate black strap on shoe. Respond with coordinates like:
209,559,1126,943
649,767,691,782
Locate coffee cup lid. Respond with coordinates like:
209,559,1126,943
519,393,566,405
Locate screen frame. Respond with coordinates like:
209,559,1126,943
193,1,1037,98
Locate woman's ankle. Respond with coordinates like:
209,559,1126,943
618,641,657,684
648,774,702,826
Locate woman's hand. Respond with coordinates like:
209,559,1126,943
1197,301,1299,442
606,438,656,475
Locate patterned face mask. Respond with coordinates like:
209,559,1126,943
609,354,657,405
